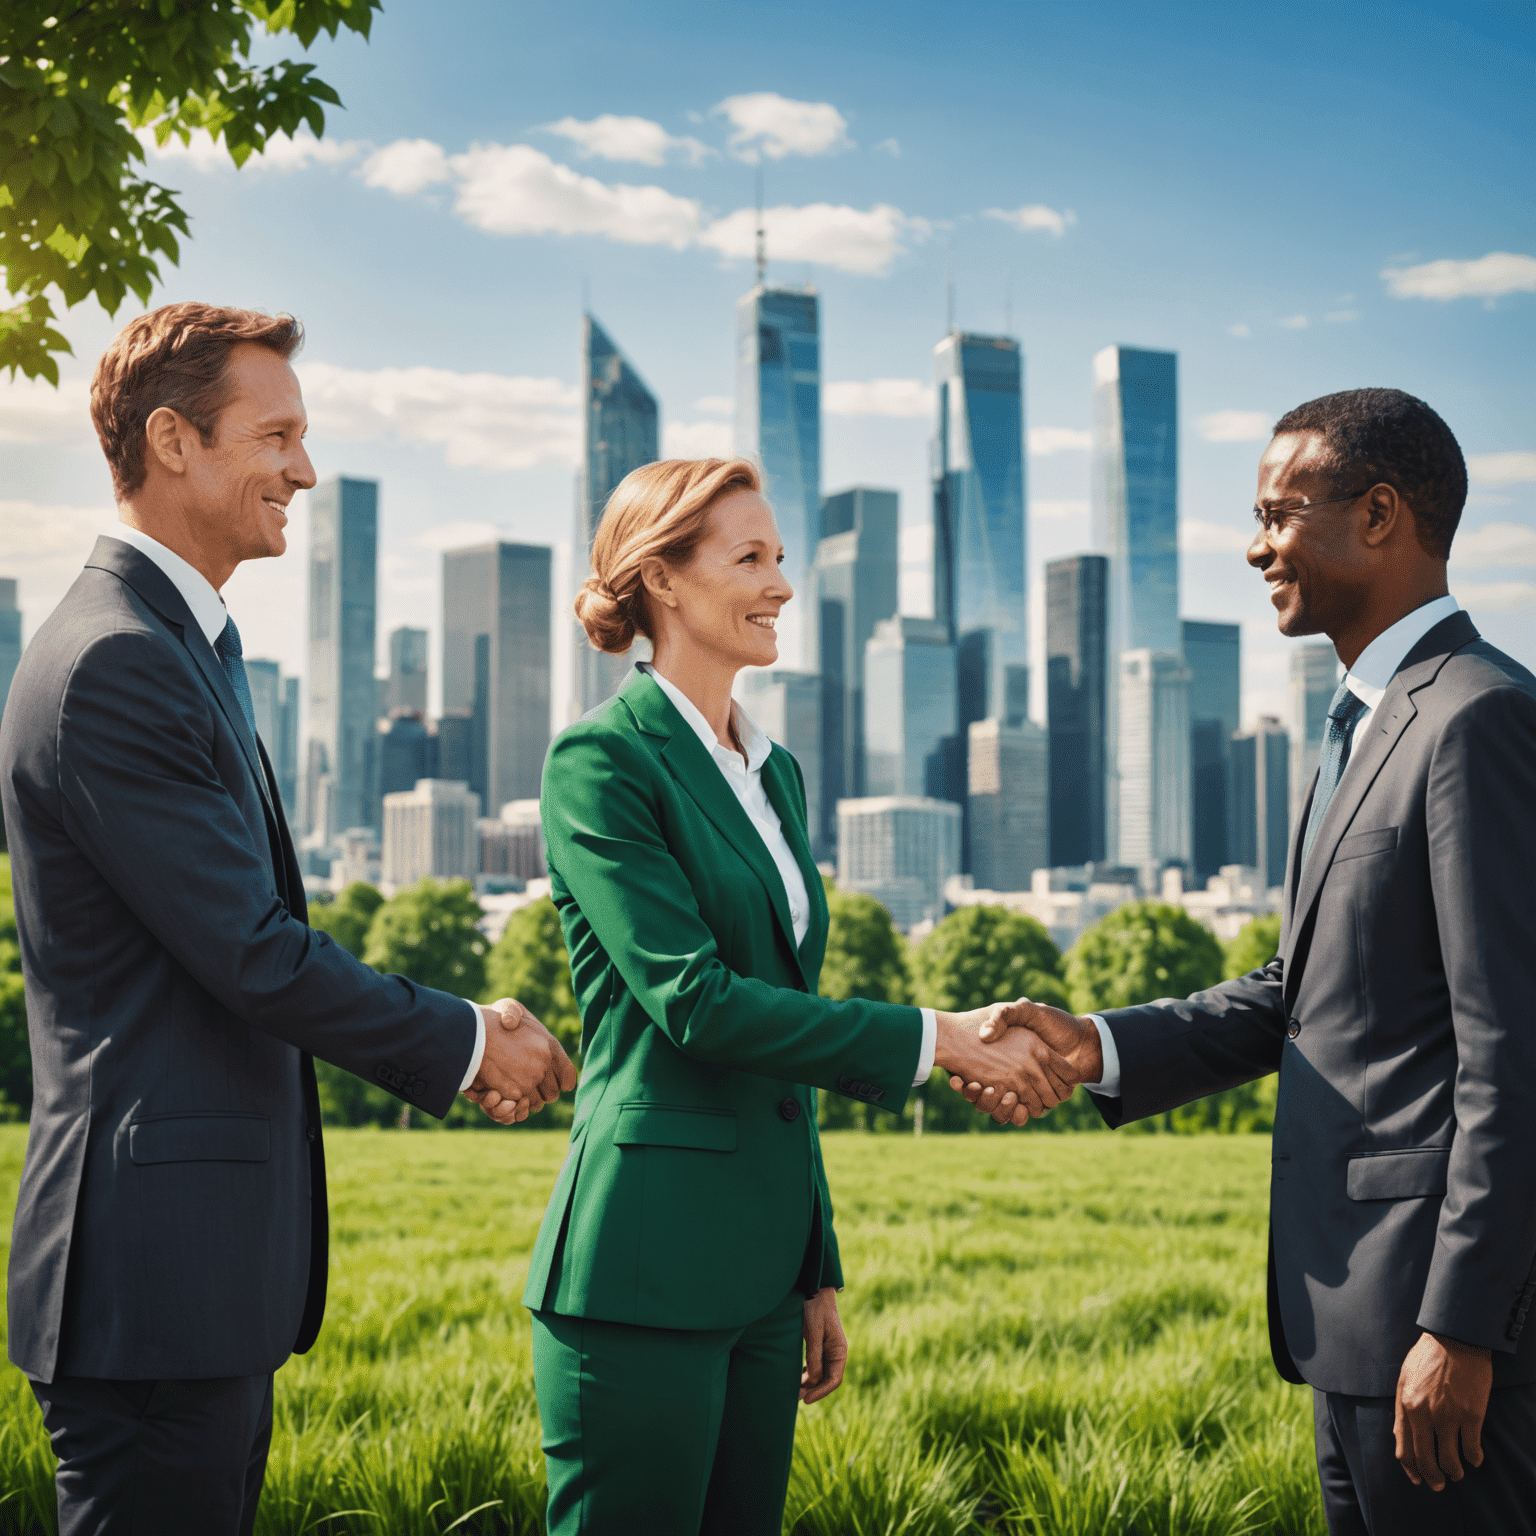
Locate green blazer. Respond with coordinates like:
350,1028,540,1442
523,669,923,1330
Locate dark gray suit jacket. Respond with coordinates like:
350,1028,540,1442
1,537,476,1384
1096,612,1536,1397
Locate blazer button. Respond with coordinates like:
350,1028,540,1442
1286,1019,1301,1039
779,1097,801,1123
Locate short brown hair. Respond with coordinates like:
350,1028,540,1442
91,302,305,498
575,457,761,654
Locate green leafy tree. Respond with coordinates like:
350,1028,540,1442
1065,900,1224,1015
309,880,384,959
362,879,488,998
819,884,910,1006
2,0,381,380
483,897,581,1062
910,904,1068,1013
1224,912,1283,980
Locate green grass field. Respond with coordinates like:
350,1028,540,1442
0,1125,1324,1534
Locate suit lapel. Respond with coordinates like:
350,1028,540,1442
760,749,826,983
622,672,806,974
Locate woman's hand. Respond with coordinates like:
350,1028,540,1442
800,1286,848,1404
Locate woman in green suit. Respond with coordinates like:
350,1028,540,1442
521,457,1071,1535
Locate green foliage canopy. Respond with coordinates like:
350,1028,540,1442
482,896,582,1063
362,879,487,999
910,904,1069,1013
1224,912,1283,981
819,884,910,1005
1,0,381,381
308,880,384,960
1065,900,1225,1015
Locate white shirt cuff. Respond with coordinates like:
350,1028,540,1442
1085,1013,1121,1097
913,1008,938,1085
458,1000,487,1092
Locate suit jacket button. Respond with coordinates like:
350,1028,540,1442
779,1097,801,1123
1286,1019,1301,1039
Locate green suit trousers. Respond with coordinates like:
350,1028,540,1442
530,1289,805,1535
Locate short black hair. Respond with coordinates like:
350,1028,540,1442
1271,388,1466,560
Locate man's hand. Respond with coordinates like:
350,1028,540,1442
932,1003,1081,1127
801,1286,848,1404
462,998,578,1125
1394,1331,1492,1491
949,1000,1103,1125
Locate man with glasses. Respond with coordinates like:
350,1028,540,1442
971,388,1536,1533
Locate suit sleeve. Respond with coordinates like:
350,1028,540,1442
1417,684,1536,1352
1092,961,1290,1127
542,724,922,1107
57,628,475,1118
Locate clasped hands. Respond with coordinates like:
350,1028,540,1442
935,998,1103,1127
462,998,578,1124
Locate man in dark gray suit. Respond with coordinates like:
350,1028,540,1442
1,303,577,1534
964,389,1536,1533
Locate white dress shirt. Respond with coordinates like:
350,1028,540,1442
642,664,938,1085
102,528,487,1092
1085,593,1462,1099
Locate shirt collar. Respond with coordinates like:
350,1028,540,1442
639,662,773,775
1344,593,1461,712
107,525,229,646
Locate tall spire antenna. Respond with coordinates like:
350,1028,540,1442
754,165,766,288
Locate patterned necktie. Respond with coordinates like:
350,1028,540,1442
214,615,258,742
1300,681,1369,874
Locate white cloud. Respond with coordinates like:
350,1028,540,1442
542,115,711,167
1324,309,1359,323
1449,579,1536,613
1032,499,1088,520
1180,519,1254,553
137,127,363,174
379,552,436,597
693,395,734,416
296,362,579,472
1451,522,1536,567
713,93,852,162
664,421,734,458
1028,426,1091,455
411,520,506,552
823,379,933,418
1468,451,1536,485
0,376,93,444
1227,323,1251,338
874,138,901,157
0,499,119,636
1383,252,1536,301
361,138,453,195
699,202,920,276
1278,314,1310,329
1196,409,1271,443
448,143,703,247
983,204,1077,238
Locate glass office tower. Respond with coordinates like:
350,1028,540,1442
1045,554,1109,866
736,285,820,671
813,486,899,849
577,313,660,713
0,579,20,726
303,477,377,839
1183,619,1241,881
441,542,551,814
1230,716,1291,889
1289,641,1338,826
863,617,958,801
386,626,429,716
1115,648,1193,871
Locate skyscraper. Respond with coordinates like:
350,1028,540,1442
1183,620,1242,881
246,658,299,818
836,796,962,932
1091,345,1183,863
813,486,899,848
967,717,1049,892
736,284,820,671
1115,648,1193,871
303,477,377,838
932,331,1028,731
386,626,429,716
1230,716,1291,889
381,779,480,888
1289,642,1338,826
577,313,660,713
863,617,957,801
441,542,552,812
1045,555,1108,866
736,668,822,857
0,579,21,724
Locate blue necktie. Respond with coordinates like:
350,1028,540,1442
1300,682,1369,874
214,615,258,743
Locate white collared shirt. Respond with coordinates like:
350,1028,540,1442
102,527,487,1093
641,663,937,1086
1085,592,1462,1100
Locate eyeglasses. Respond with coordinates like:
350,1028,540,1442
1251,488,1373,536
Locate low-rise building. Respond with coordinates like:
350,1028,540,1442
381,779,481,889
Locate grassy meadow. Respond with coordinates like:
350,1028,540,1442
0,1124,1324,1534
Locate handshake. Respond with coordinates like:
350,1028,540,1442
462,999,579,1124
934,998,1105,1126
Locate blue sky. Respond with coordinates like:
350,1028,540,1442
4,0,1532,726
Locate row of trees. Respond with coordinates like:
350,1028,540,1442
0,851,1283,1133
